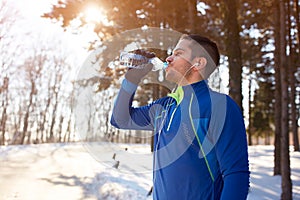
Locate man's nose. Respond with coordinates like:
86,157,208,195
166,55,173,63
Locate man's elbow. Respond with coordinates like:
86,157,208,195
110,114,129,129
110,115,119,129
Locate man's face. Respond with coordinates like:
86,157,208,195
165,39,194,85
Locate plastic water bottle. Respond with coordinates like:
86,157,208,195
119,51,168,71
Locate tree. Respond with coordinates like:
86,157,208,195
0,77,9,145
274,0,283,176
0,1,20,145
222,0,243,109
277,0,292,198
288,0,300,152
20,52,43,144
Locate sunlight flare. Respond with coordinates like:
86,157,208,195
83,5,106,23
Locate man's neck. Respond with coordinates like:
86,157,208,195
178,77,203,86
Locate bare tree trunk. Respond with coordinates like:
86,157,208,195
223,0,243,110
49,98,58,142
11,104,22,145
274,0,282,176
48,73,61,143
58,115,63,142
20,82,35,144
116,129,120,143
64,85,75,143
64,115,72,143
295,0,300,50
292,0,300,151
265,131,270,145
289,50,299,149
248,77,253,146
105,91,112,137
40,97,51,143
290,64,299,153
0,103,7,145
279,0,292,199
0,77,9,145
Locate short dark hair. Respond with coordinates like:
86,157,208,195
180,34,220,67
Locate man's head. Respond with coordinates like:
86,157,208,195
165,34,220,85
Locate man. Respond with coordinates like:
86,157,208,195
111,34,250,199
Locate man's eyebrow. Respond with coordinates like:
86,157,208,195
172,48,185,53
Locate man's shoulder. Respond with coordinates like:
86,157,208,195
208,90,240,109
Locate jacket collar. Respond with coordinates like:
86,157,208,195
168,80,208,105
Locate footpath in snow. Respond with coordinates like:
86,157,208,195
0,143,299,200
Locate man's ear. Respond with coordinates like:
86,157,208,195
192,57,207,70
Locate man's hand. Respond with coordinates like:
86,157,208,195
125,49,155,85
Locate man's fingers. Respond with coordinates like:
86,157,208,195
132,49,155,58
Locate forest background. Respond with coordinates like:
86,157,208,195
0,0,299,199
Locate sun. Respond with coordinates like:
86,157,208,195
83,5,109,25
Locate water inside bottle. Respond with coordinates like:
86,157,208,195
119,51,168,71
119,52,148,68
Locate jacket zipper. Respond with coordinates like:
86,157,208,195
166,105,178,131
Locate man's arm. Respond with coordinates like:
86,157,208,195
215,96,250,200
111,50,156,130
110,78,154,130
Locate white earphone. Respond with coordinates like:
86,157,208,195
191,62,200,67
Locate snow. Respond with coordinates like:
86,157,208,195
247,146,300,200
0,143,299,200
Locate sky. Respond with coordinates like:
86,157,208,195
11,0,97,52
4,0,96,84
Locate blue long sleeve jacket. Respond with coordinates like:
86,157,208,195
111,79,250,200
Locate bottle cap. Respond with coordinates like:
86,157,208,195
163,62,168,69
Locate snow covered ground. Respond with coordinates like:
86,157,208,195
0,143,299,200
